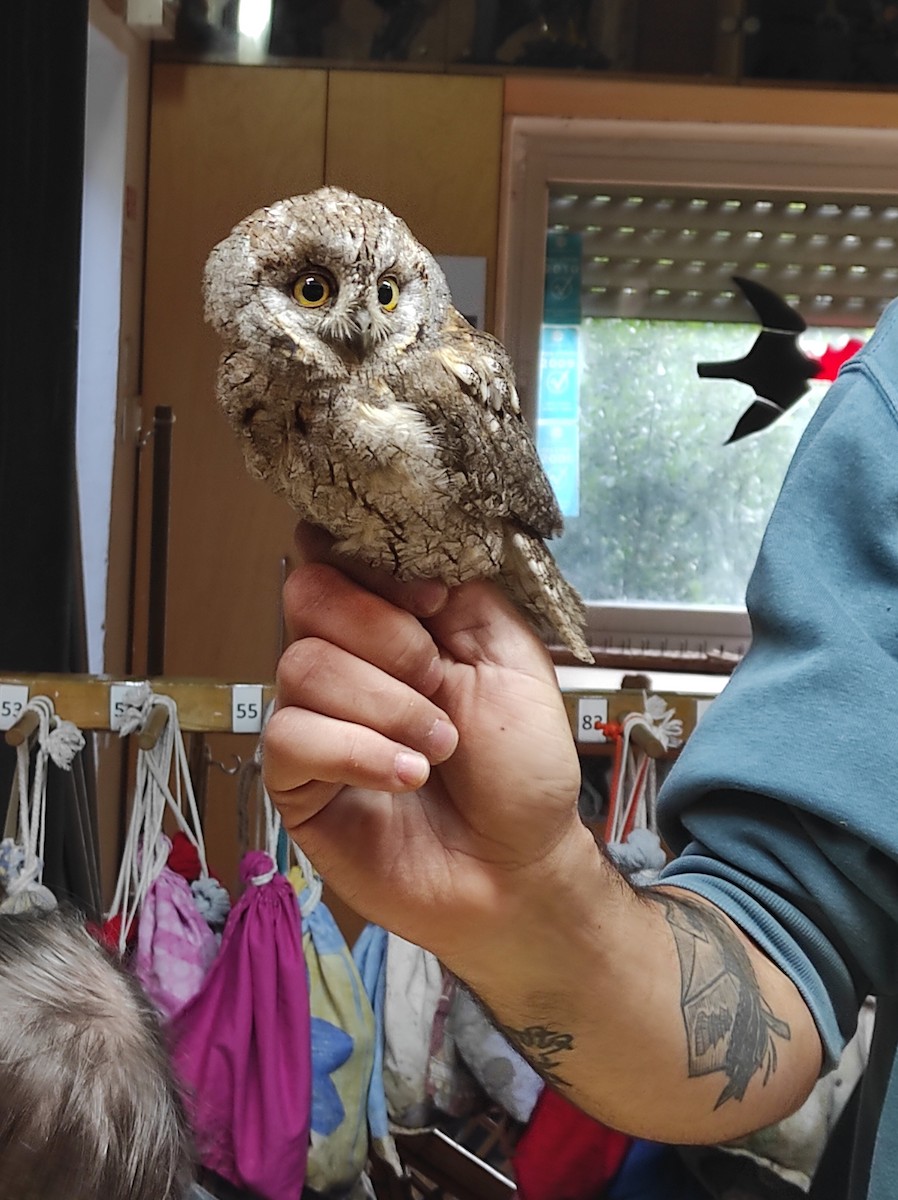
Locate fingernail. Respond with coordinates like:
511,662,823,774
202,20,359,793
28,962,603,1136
420,654,444,696
411,581,448,617
427,718,458,761
395,751,430,787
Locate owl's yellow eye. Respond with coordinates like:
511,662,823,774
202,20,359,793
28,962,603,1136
377,276,400,312
292,271,333,308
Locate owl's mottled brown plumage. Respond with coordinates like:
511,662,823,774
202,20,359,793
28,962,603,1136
204,186,592,662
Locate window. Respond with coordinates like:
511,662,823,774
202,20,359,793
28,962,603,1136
498,118,898,661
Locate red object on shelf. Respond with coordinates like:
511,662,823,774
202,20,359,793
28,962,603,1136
167,830,204,882
513,1086,632,1200
89,912,136,953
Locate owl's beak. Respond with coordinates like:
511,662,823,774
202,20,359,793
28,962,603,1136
344,309,373,358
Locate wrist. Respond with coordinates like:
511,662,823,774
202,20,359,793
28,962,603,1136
441,820,632,1006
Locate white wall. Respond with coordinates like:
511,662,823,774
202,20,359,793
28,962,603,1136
77,21,128,674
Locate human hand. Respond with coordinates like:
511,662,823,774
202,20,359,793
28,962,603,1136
263,524,586,966
266,535,825,1146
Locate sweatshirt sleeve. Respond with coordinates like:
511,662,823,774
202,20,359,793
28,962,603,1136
657,298,898,1071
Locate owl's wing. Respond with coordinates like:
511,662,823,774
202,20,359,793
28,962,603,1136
427,309,564,539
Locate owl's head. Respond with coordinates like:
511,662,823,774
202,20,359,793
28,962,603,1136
204,187,452,369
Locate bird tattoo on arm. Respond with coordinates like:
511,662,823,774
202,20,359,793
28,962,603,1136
650,891,791,1110
203,187,592,662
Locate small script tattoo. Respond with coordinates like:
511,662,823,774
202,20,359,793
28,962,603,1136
651,893,791,1110
500,1023,574,1089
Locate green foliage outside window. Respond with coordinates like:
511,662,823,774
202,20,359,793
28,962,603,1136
547,319,856,607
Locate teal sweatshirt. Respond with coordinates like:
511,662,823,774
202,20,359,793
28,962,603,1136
658,297,898,1198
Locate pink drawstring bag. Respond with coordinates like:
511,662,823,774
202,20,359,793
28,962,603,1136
106,689,222,1017
133,839,218,1021
169,851,312,1200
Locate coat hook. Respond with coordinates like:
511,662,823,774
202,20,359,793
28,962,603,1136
5,708,41,747
137,704,169,751
205,748,243,776
625,721,668,760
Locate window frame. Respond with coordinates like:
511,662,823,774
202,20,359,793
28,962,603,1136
496,115,898,660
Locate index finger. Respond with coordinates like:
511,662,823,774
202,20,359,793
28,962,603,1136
282,561,445,699
293,522,448,619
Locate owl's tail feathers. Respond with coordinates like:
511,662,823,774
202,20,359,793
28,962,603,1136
503,532,594,664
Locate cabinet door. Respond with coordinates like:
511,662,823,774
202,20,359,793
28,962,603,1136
139,62,329,684
325,70,503,320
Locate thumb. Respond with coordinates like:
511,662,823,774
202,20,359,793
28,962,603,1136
424,579,555,673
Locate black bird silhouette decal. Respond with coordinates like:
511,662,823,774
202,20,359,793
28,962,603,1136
697,276,821,443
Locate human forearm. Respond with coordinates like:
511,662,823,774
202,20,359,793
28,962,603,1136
443,828,824,1145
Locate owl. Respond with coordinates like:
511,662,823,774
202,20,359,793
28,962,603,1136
203,186,593,663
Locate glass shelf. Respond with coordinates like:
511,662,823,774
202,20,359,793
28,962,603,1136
160,0,898,89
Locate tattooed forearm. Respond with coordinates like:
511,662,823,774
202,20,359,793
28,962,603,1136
499,1023,574,1089
649,892,791,1110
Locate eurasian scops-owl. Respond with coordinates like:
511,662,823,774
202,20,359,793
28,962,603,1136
204,186,592,662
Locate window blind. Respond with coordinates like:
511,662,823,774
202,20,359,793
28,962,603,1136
548,186,898,327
